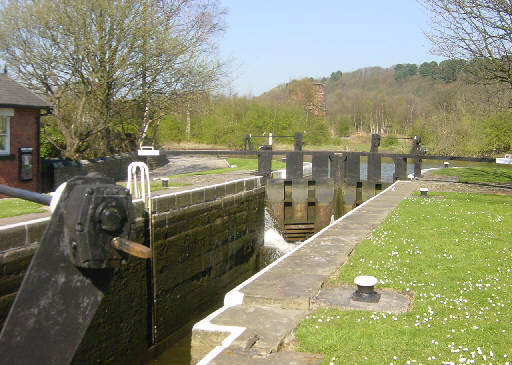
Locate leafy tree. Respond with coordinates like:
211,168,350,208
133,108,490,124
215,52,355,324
394,64,418,80
418,61,438,78
40,123,65,159
330,70,343,81
438,59,466,82
0,0,225,158
423,0,512,88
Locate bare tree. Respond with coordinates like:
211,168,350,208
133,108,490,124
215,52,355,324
0,0,226,158
423,0,512,88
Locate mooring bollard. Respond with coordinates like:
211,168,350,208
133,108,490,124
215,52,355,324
161,178,169,187
352,275,381,303
420,187,429,197
444,161,450,168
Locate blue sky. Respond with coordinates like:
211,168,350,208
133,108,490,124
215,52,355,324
218,0,444,96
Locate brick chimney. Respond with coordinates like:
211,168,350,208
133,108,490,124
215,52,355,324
312,83,326,117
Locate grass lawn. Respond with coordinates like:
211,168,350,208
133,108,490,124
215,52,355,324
296,192,512,364
0,198,46,218
432,166,512,184
226,157,286,171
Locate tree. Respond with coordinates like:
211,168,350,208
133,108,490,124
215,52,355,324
423,0,512,88
0,0,226,158
418,61,439,78
394,64,418,80
438,59,466,82
330,70,342,81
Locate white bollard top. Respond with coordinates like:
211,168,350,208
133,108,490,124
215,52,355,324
354,275,378,287
419,187,429,192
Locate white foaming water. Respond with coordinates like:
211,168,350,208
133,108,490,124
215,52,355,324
264,209,296,254
264,227,295,253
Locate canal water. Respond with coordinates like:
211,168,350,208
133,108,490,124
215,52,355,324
143,158,497,364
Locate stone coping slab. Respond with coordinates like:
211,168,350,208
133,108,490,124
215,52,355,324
312,285,411,314
210,305,308,352
208,350,323,365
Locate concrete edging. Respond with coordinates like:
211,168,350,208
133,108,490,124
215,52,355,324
0,216,50,232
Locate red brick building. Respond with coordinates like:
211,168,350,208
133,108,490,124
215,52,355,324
0,73,52,192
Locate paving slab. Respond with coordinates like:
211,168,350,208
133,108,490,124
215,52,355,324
210,305,308,352
242,271,326,309
312,285,411,314
276,251,349,275
209,350,323,365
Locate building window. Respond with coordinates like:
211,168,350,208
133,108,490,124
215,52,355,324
0,109,13,155
0,116,10,155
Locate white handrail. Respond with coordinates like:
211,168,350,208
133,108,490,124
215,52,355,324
127,162,151,211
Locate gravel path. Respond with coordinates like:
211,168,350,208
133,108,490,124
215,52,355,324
148,155,256,194
150,155,230,177
418,170,512,195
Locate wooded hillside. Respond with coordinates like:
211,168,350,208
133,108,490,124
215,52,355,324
157,62,512,156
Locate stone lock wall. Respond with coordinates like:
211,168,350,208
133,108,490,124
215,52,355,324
0,176,265,364
151,178,265,342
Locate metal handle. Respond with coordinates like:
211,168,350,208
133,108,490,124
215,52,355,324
111,237,152,259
